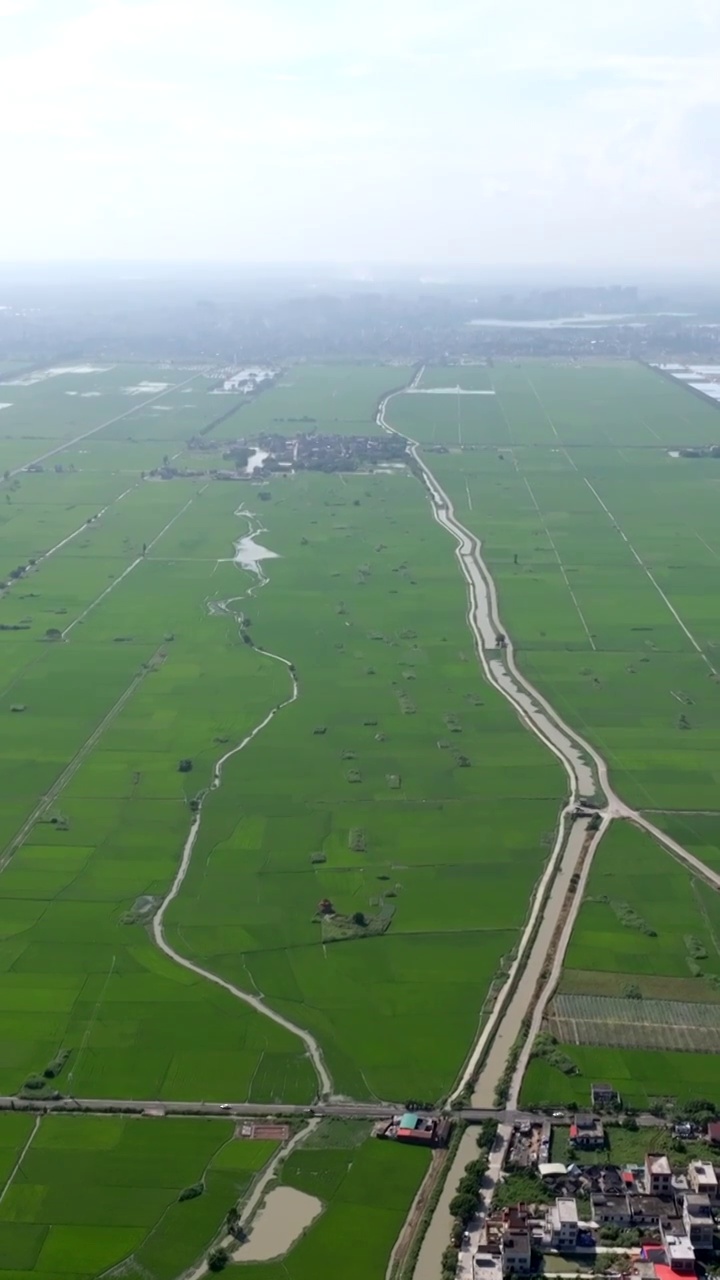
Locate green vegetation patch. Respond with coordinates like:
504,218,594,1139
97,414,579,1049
0,1113,281,1280
551,1123,717,1169
524,822,720,1105
230,1132,429,1280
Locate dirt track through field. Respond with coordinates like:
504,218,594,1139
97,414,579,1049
150,506,333,1099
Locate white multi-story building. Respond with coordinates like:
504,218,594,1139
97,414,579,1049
688,1161,718,1201
682,1193,714,1251
645,1154,672,1196
547,1198,579,1250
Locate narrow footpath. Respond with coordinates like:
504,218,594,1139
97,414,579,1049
151,505,333,1099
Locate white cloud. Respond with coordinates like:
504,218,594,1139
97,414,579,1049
1,0,720,263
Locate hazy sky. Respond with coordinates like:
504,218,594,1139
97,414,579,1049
2,0,720,266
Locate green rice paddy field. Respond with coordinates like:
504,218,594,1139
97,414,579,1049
0,359,563,1107
390,360,720,1106
520,822,720,1108
230,1119,430,1280
0,1110,424,1280
3,353,720,1269
392,361,720,813
0,1112,277,1280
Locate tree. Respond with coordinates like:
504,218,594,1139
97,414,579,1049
449,1191,479,1224
352,911,367,927
478,1119,498,1150
677,1097,718,1125
450,1219,464,1248
442,1246,459,1279
207,1247,229,1272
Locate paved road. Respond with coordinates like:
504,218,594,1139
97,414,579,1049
0,1096,668,1128
0,1097,398,1118
0,1095,514,1122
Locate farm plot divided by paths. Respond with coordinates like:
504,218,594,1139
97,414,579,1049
0,359,576,1264
0,1111,280,1280
7,354,720,1274
0,361,451,1273
162,466,564,1103
393,361,720,1109
417,362,720,812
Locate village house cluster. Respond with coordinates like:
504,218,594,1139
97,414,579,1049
462,1088,720,1280
473,1143,718,1280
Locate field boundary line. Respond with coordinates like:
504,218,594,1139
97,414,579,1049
1,481,136,601
523,374,578,470
695,532,720,561
583,476,716,672
522,476,596,650
0,1115,40,1206
8,372,201,477
0,646,166,873
62,487,204,638
67,954,117,1090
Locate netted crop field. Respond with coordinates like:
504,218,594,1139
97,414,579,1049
548,993,720,1052
520,824,720,1106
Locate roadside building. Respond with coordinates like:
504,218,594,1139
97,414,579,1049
682,1194,714,1251
687,1161,717,1201
547,1198,579,1250
486,1203,532,1275
645,1154,672,1197
660,1230,696,1275
396,1113,434,1144
569,1115,605,1150
634,1195,675,1228
375,1112,449,1147
637,1243,695,1280
486,1205,529,1245
591,1193,633,1228
591,1083,619,1108
501,1228,532,1275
